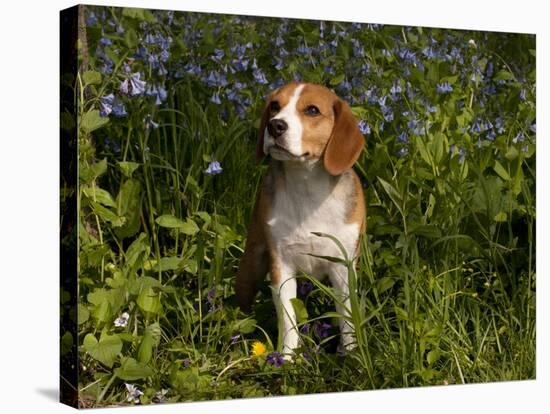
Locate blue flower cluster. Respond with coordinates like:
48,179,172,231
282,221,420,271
86,6,535,165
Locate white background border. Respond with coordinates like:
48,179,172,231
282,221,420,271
0,0,546,412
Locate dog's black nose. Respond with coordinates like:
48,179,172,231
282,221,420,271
267,119,288,138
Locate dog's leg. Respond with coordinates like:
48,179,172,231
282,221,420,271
329,265,356,350
271,263,299,357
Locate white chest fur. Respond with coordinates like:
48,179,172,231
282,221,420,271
266,162,360,279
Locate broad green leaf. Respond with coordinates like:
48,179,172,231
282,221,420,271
81,109,109,134
376,277,395,294
330,73,345,86
115,179,142,239
505,146,519,161
494,212,508,222
180,219,200,235
233,318,257,334
153,256,182,271
89,201,125,227
137,331,153,364
78,304,90,325
90,158,108,178
83,187,116,207
427,349,440,365
155,214,186,228
290,298,308,323
83,333,122,368
117,161,140,178
82,70,102,85
410,224,442,239
493,160,511,181
493,70,514,82
137,287,162,315
125,233,148,269
114,357,154,380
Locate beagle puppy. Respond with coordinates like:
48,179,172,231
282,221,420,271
235,81,365,355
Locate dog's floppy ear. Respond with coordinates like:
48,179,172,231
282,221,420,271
255,95,272,163
324,98,365,176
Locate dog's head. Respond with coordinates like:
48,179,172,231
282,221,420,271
256,82,365,175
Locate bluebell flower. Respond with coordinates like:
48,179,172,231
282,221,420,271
210,91,221,105
381,49,391,57
279,47,289,57
86,11,98,26
408,119,426,135
146,83,167,105
274,57,284,70
144,114,159,129
486,61,494,77
358,120,371,135
483,84,497,95
99,36,112,46
123,72,146,96
297,43,312,55
397,130,409,144
230,334,240,345
390,81,402,100
253,68,268,84
422,46,437,60
212,48,225,62
319,21,325,37
112,100,127,117
144,33,156,45
530,123,536,133
159,49,170,63
436,82,453,94
486,130,496,141
269,78,285,90
99,94,115,117
184,62,202,76
495,117,505,134
233,81,247,90
233,58,249,72
275,35,285,47
512,132,525,144
450,46,463,64
205,161,223,175
397,147,408,157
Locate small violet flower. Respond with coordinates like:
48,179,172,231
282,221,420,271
436,82,453,94
125,383,143,404
205,161,223,175
114,312,129,327
266,352,285,367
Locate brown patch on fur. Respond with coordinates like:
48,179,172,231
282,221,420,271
297,84,338,159
324,98,365,176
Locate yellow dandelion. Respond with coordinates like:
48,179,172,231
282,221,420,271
250,340,266,357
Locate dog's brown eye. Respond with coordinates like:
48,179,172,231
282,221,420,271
270,101,280,113
305,105,321,116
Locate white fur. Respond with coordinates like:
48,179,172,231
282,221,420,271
263,84,305,159
268,161,360,355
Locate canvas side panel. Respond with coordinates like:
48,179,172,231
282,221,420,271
60,4,79,409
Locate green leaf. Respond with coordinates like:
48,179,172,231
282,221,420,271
78,304,90,325
114,357,154,380
90,158,108,178
81,109,109,134
137,287,162,315
505,146,519,161
155,214,186,228
125,233,149,269
233,318,257,334
493,70,515,82
89,201,125,227
83,333,122,368
137,331,153,364
493,160,511,181
427,349,440,365
376,277,395,294
82,70,102,86
117,161,140,178
83,187,116,207
180,219,199,235
124,28,138,48
494,212,508,222
410,224,442,239
378,177,403,213
115,179,142,239
290,298,308,323
153,256,182,271
330,73,345,86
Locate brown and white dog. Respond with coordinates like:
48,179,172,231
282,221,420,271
235,81,365,355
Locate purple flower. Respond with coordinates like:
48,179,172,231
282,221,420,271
210,91,221,105
530,123,536,133
266,352,285,367
129,72,146,96
112,100,127,117
397,130,409,144
436,82,453,94
358,120,371,135
205,161,223,175
86,11,98,26
299,280,314,296
253,68,268,84
397,147,408,157
230,334,240,345
99,94,115,117
99,36,112,46
313,321,331,339
512,132,525,144
182,359,191,367
300,323,311,335
119,78,129,95
146,83,167,105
